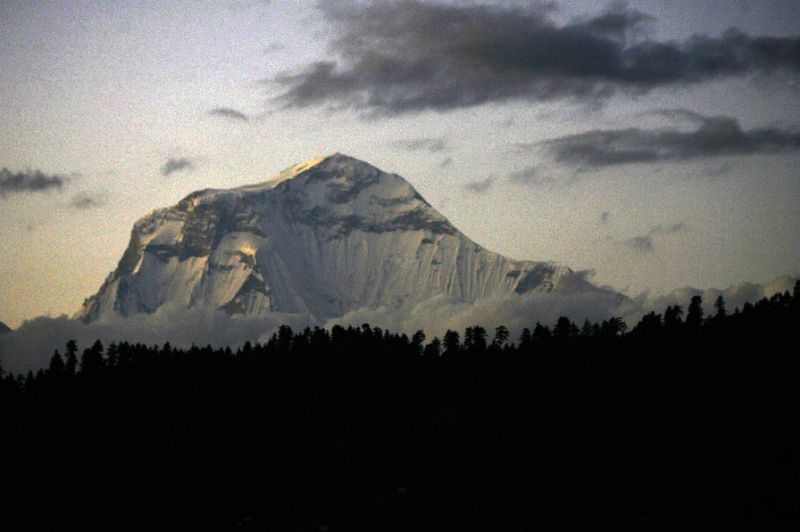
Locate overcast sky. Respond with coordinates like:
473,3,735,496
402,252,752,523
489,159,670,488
1,0,799,328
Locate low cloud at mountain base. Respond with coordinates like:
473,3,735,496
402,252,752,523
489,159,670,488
3,275,795,375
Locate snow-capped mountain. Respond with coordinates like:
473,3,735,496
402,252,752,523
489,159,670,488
77,154,602,323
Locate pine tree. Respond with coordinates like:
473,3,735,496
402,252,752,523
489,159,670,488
714,295,727,319
423,337,441,358
492,325,509,349
553,317,579,340
687,296,703,329
24,370,36,395
664,305,683,329
443,330,460,355
600,317,627,338
48,350,65,376
65,340,78,376
411,330,426,355
518,328,533,350
468,326,488,351
80,340,105,374
277,325,293,353
533,323,551,344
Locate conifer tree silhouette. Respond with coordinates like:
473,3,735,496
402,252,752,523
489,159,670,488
443,330,460,355
492,325,509,349
64,339,78,376
687,295,703,329
48,350,65,376
714,295,727,319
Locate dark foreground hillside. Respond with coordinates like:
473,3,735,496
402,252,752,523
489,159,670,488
3,286,800,531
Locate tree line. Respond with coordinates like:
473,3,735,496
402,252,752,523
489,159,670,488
2,284,799,530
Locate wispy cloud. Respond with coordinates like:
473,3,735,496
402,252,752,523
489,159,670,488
464,177,495,193
69,192,103,210
507,165,554,186
626,234,654,252
263,43,285,55
227,0,271,12
626,223,687,253
161,157,194,177
275,1,800,114
209,107,250,121
395,137,449,153
650,223,686,235
0,168,67,198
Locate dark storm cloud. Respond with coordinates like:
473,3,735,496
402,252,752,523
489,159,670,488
0,168,66,198
275,1,800,114
395,137,449,153
209,107,250,121
541,115,800,169
161,157,194,176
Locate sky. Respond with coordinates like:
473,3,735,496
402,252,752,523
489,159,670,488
1,0,799,330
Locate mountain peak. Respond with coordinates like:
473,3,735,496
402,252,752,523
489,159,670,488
264,153,372,188
77,155,603,323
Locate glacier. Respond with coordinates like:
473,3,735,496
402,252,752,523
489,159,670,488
76,154,603,323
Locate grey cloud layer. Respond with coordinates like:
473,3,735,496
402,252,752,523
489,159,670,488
161,157,194,176
275,1,800,114
0,168,66,197
542,115,800,168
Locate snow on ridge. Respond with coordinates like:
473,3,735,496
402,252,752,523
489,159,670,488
167,153,365,208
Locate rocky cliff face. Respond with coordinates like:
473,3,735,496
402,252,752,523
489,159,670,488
77,154,598,323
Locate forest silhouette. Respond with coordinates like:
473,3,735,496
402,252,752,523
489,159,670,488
3,285,799,530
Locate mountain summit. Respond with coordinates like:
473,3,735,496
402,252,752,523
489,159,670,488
77,154,601,323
